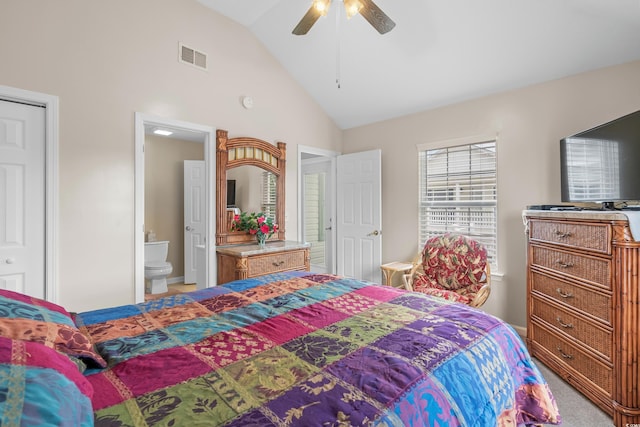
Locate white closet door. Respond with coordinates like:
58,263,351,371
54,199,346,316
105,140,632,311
0,100,46,298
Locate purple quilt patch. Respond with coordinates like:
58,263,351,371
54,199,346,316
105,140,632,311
266,373,381,426
373,327,457,370
327,346,423,405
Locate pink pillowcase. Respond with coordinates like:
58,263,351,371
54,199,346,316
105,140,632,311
0,289,106,369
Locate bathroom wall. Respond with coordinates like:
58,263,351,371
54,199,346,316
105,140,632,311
144,134,204,283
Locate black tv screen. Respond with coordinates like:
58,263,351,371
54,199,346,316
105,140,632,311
227,179,236,207
560,110,640,205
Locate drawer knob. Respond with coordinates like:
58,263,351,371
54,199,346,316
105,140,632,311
556,317,574,329
555,260,574,268
556,346,574,360
272,261,285,267
554,230,572,239
556,288,574,299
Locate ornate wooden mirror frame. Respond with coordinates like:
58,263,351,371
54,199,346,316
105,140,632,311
216,129,286,246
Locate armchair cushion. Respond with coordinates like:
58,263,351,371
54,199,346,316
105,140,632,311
421,233,488,291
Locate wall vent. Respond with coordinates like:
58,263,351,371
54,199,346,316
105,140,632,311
179,43,208,71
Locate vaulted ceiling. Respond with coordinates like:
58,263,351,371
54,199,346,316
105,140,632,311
198,0,640,129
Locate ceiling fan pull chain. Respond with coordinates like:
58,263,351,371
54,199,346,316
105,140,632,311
336,3,341,89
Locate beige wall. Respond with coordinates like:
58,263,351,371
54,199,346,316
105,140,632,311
0,0,342,311
144,135,204,281
343,60,640,328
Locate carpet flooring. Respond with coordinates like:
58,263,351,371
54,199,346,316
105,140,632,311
534,358,613,426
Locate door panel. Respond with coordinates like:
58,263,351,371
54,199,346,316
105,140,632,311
336,149,382,283
0,100,45,297
184,160,205,284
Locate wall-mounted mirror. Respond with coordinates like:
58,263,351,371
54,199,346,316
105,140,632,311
216,130,286,246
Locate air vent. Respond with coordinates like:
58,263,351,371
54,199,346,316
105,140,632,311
179,43,208,71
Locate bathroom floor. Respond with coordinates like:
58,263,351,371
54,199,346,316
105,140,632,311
144,282,197,301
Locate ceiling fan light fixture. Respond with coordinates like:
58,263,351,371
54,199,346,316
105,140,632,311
344,0,363,19
313,0,331,16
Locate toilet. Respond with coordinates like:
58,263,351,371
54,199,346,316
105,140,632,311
144,241,173,294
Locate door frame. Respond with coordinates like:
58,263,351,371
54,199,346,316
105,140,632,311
0,85,59,303
134,113,215,303
297,145,339,274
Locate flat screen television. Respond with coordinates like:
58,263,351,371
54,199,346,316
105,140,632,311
227,179,236,207
560,109,640,209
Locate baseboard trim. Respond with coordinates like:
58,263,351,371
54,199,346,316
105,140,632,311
511,324,527,339
168,276,185,285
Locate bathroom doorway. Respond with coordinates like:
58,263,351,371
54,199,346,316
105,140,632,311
134,113,216,303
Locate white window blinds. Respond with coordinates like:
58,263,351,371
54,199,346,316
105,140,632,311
418,140,497,266
262,171,277,221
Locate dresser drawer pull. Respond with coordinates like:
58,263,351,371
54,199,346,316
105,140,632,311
554,230,573,239
556,346,574,359
556,288,574,299
272,261,285,267
555,260,574,268
556,317,574,329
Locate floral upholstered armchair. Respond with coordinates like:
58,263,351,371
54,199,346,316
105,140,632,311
402,233,491,308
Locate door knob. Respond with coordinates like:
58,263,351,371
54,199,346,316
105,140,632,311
5,258,15,264
186,226,193,231
367,230,380,236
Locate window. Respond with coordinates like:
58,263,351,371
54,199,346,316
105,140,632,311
418,139,497,266
262,171,277,220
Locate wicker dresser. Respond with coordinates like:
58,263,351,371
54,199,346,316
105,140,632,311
523,210,640,426
216,241,310,285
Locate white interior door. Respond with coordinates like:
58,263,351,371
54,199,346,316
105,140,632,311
336,149,382,283
302,157,334,273
0,100,45,297
184,160,205,284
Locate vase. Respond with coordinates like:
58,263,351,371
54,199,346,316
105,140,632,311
256,234,266,248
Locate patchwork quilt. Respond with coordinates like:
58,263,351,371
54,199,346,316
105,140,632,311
74,271,561,426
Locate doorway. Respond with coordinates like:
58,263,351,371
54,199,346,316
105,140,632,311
298,145,383,282
0,85,58,302
134,113,215,303
301,156,334,273
298,145,338,274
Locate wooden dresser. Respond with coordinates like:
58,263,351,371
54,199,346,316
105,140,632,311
217,241,310,285
523,210,640,426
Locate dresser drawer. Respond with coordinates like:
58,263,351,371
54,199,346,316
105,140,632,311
529,220,611,254
531,296,611,359
247,250,307,277
531,246,611,289
531,324,612,394
530,271,611,323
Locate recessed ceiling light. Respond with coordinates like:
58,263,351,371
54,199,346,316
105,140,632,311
153,129,173,136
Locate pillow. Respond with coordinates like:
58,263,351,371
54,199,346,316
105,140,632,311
0,289,106,369
0,336,94,426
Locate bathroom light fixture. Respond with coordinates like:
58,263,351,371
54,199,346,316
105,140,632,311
153,129,173,136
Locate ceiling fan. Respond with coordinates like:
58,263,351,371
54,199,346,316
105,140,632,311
292,0,395,35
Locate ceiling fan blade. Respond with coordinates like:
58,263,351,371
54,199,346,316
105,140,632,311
359,0,395,34
292,5,323,35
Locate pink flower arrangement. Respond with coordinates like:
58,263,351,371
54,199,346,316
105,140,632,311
231,211,278,244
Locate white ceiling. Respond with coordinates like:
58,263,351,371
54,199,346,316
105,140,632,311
198,0,640,129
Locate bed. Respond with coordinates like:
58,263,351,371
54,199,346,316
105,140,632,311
0,271,561,426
